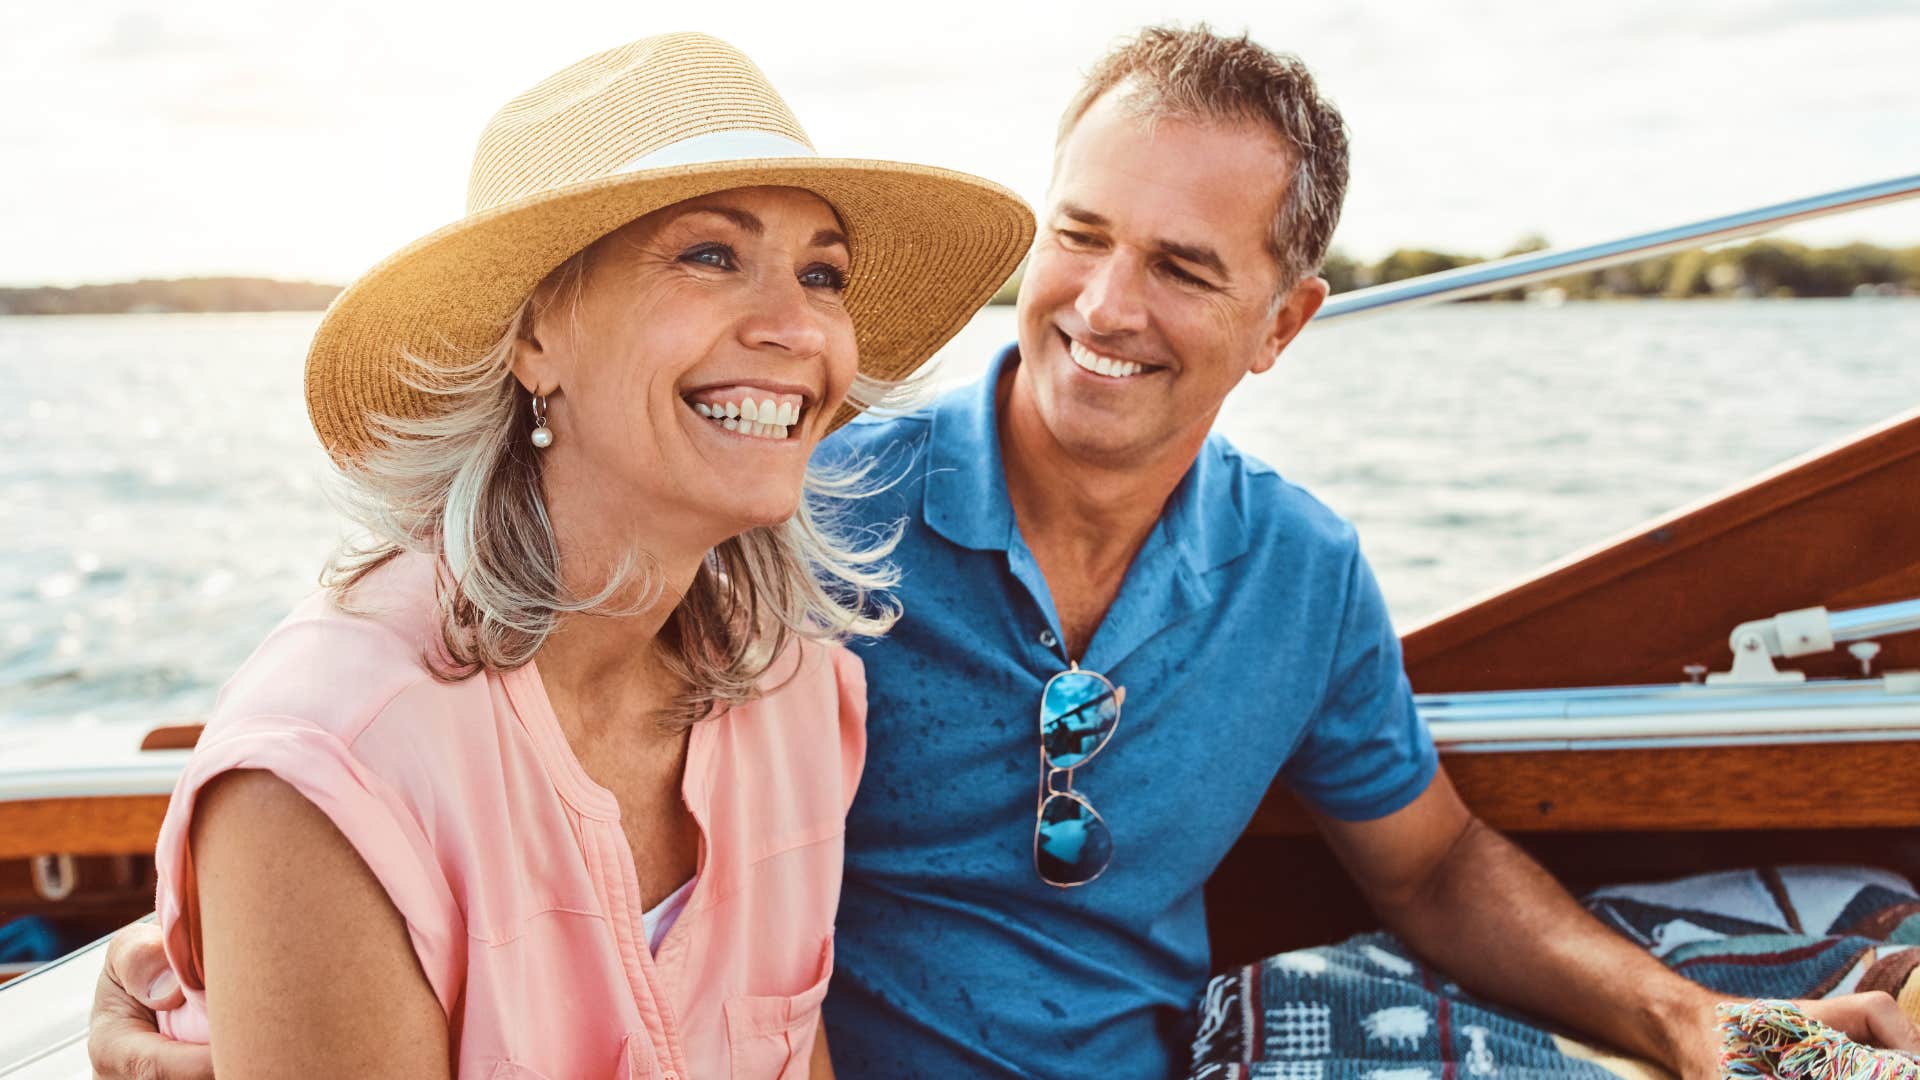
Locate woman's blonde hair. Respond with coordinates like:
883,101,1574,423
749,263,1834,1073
324,248,911,729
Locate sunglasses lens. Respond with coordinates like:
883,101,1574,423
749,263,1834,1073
1040,671,1119,769
1036,794,1113,886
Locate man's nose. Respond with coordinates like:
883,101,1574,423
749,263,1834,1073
1074,254,1149,337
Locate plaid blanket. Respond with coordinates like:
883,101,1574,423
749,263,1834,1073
1190,866,1920,1080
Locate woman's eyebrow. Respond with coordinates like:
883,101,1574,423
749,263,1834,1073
678,206,845,252
682,206,765,234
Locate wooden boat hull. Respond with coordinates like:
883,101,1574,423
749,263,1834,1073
1212,405,1920,962
1402,405,1920,692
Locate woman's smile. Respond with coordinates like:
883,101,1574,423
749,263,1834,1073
684,382,814,442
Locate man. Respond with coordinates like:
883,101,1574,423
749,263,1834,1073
92,24,1919,1080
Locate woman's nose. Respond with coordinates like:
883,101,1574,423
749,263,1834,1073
740,275,829,358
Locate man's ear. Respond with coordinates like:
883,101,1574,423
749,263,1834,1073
1251,274,1329,376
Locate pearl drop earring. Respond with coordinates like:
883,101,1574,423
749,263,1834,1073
530,394,554,449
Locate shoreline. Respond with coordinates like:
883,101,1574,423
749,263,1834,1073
1,294,1915,316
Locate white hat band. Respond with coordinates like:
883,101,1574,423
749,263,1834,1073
613,129,817,174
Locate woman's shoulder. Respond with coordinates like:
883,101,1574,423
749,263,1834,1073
726,638,867,814
203,551,480,750
761,637,865,712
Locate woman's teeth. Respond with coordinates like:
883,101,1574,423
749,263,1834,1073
692,396,801,440
1067,339,1147,378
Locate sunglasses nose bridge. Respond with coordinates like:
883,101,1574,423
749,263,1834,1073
1044,764,1074,797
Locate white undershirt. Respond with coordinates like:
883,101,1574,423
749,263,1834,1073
642,877,697,953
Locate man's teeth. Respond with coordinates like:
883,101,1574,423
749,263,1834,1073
691,397,800,440
1067,339,1147,378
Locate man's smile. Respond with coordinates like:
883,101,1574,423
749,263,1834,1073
1059,330,1162,380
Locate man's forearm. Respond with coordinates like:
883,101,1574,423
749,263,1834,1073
1372,817,1722,1073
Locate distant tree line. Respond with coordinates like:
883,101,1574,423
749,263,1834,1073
1319,237,1920,300
0,278,341,316
9,243,1915,317
983,239,1919,305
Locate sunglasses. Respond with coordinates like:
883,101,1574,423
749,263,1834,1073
1034,663,1125,888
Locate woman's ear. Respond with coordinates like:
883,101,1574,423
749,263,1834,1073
511,305,565,397
512,254,590,396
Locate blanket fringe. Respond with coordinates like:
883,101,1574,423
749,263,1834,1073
1721,1000,1920,1080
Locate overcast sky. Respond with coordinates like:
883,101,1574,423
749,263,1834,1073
4,0,1917,287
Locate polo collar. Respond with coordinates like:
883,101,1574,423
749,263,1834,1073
1162,435,1253,576
923,344,1021,552
922,343,1252,575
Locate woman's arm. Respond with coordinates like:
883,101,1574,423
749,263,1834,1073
190,769,451,1078
809,1016,836,1080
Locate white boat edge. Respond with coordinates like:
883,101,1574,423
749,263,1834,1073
0,932,111,1078
6,680,1920,807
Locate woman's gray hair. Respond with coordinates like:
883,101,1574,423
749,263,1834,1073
324,250,911,729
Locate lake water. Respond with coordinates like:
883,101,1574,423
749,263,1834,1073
3,300,1917,729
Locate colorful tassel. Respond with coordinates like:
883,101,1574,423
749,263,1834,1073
1721,1000,1920,1080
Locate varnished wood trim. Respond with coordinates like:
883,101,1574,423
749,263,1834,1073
1249,741,1920,836
139,724,204,751
0,796,170,860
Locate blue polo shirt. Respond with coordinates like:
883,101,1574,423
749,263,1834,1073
819,347,1437,1079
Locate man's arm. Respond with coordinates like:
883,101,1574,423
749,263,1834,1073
1314,766,1920,1080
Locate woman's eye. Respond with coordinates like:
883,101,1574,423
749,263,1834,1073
681,243,737,270
800,263,850,292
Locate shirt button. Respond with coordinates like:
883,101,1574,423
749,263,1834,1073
663,1072,678,1080
1038,628,1058,648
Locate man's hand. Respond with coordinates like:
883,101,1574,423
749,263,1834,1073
1668,990,1920,1080
87,921,213,1080
1800,991,1920,1055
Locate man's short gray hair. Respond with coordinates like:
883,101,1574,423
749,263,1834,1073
1058,24,1352,289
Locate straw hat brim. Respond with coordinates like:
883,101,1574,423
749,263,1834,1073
306,157,1035,463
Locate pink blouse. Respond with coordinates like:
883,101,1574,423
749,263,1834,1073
153,552,866,1078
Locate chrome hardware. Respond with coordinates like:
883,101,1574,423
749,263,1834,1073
1706,597,1920,686
1831,600,1920,643
29,854,76,902
1710,627,1805,686
1850,641,1882,677
1316,174,1920,324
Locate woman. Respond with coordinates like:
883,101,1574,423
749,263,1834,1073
138,33,1031,1079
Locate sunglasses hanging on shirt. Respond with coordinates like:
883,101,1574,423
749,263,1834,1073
1034,663,1124,887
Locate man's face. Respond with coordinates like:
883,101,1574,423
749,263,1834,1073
1015,87,1325,465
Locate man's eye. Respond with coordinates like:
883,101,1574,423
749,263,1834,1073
682,243,737,269
1161,262,1211,288
800,263,850,291
1057,229,1100,248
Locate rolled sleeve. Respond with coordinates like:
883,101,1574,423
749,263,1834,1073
153,717,466,1025
1280,545,1439,821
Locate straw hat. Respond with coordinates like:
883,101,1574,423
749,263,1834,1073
306,32,1034,463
